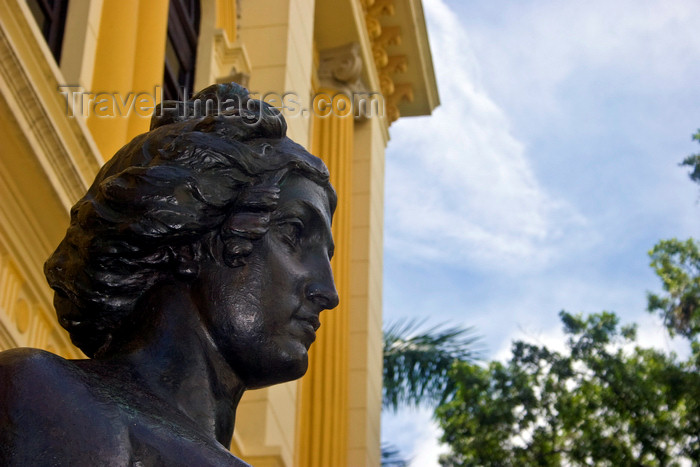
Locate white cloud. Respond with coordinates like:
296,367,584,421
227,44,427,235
460,0,700,123
385,0,589,273
382,407,448,467
448,0,700,238
492,323,567,364
631,313,691,359
408,420,448,467
492,306,691,364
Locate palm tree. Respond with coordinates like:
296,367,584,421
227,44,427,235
380,443,408,467
383,319,482,411
380,320,482,466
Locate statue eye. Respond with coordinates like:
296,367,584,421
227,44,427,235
278,219,304,248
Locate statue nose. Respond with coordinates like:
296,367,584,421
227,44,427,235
306,282,339,310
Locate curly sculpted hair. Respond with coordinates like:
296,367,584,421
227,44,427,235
44,83,335,358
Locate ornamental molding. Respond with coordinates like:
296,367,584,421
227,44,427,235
0,2,101,204
0,247,81,357
360,0,414,123
317,42,384,121
0,2,95,358
213,30,251,88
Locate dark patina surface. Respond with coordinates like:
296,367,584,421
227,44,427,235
0,83,338,466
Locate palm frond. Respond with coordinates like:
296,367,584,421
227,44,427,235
383,319,482,411
381,443,409,467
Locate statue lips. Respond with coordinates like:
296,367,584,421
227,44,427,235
292,309,322,347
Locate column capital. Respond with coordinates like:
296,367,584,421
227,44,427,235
317,42,368,95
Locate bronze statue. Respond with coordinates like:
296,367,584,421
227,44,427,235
0,83,338,466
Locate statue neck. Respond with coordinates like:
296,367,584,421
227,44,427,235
99,282,246,447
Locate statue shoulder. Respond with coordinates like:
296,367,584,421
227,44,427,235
0,347,75,392
0,346,68,367
0,347,87,398
0,348,130,465
0,349,252,467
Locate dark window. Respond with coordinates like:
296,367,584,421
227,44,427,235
26,0,70,63
163,0,201,101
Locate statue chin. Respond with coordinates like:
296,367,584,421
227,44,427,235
245,351,310,390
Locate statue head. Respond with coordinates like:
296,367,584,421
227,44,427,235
44,83,338,381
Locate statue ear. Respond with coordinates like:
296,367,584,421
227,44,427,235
170,244,200,280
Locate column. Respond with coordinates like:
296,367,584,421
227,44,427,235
87,0,169,159
296,42,365,467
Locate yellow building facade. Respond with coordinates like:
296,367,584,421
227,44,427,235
0,0,437,465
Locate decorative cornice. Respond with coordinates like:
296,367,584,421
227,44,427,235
378,72,395,96
364,14,382,40
376,26,401,48
383,55,408,74
368,0,395,17
360,0,414,123
388,82,414,108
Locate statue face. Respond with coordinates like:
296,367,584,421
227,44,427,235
193,173,338,388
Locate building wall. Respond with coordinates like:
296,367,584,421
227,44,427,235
347,114,386,467
0,0,437,465
0,0,102,358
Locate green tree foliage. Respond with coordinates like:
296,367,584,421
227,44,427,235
647,130,700,340
679,129,700,185
648,238,700,339
435,311,700,466
383,320,481,411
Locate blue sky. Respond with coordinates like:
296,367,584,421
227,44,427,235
381,0,700,463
